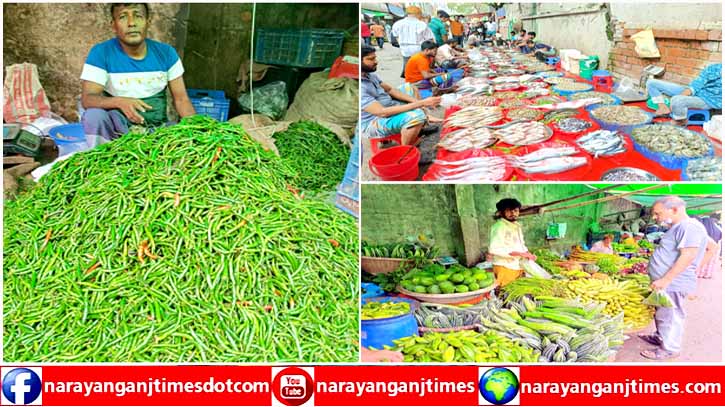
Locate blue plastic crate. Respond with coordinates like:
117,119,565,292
188,89,230,122
255,28,344,68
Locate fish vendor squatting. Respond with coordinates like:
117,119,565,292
81,3,196,140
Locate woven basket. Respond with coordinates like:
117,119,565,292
361,256,408,275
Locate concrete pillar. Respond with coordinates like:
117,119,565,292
454,185,481,266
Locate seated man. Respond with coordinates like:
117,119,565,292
361,46,441,145
646,63,722,124
81,3,195,140
404,40,453,90
590,234,614,255
435,38,468,70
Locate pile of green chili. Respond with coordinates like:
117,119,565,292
4,116,358,362
273,121,350,193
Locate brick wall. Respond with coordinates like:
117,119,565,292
610,21,722,85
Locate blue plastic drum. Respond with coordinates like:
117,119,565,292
361,296,420,349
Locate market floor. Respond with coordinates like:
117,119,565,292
362,44,444,182
615,269,722,362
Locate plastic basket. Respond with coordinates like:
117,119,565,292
187,89,230,122
255,28,344,68
627,125,715,170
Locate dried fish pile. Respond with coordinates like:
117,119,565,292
569,91,617,105
445,107,503,128
438,127,497,152
525,62,555,72
456,95,498,107
590,106,650,126
601,168,660,182
494,83,521,91
507,108,543,121
494,122,552,146
576,130,627,157
543,109,579,124
525,82,549,90
432,156,508,181
533,96,562,105
494,91,522,99
499,99,526,109
630,125,711,158
554,82,593,92
685,157,722,181
556,118,593,133
545,77,574,85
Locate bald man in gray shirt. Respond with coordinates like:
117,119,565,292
639,196,707,360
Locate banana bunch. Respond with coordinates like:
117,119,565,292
390,330,539,363
564,277,654,330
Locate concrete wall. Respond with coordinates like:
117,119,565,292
500,2,722,81
361,184,602,264
3,3,188,121
502,3,613,69
610,3,722,30
182,3,358,100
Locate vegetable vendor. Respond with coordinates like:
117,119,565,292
590,234,614,255
646,63,722,124
361,45,441,145
488,198,537,287
639,196,707,360
81,3,195,140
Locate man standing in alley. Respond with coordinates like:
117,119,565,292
449,15,464,47
361,17,372,46
392,6,434,79
370,20,386,49
488,198,537,287
81,3,195,140
639,196,707,360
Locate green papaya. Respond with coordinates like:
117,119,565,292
455,284,470,293
414,285,428,293
450,273,465,283
434,273,451,282
427,285,442,294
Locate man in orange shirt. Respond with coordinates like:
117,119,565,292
449,15,464,47
404,40,451,90
370,20,386,49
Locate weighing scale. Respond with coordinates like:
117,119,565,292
3,123,42,158
612,65,665,103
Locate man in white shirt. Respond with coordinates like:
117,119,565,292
392,6,434,78
435,38,467,69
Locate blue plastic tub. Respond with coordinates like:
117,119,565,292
448,68,465,82
361,296,420,349
49,123,89,156
627,124,715,170
361,283,384,300
419,89,433,98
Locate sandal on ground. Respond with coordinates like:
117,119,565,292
641,348,680,360
637,333,663,346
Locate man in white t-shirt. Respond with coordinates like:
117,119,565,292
392,6,434,78
435,38,467,69
80,3,195,139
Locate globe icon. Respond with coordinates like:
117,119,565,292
479,367,519,405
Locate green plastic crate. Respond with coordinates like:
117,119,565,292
255,28,344,68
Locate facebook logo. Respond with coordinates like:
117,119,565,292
1,368,42,405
